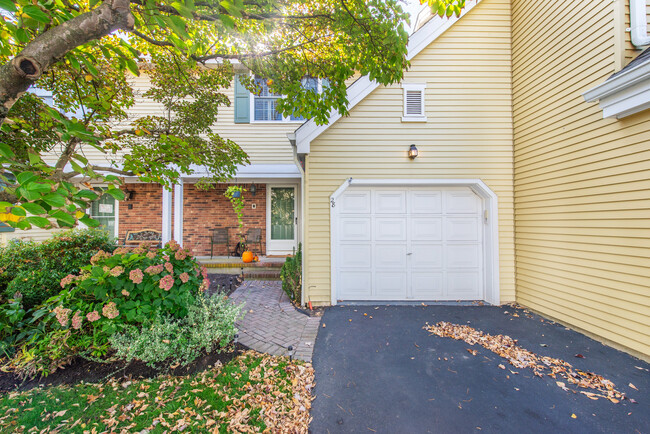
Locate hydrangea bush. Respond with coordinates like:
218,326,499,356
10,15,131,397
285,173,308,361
7,241,220,378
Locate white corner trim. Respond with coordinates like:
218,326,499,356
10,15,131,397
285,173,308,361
294,1,480,154
173,182,184,247
583,61,650,118
162,188,173,245
329,178,500,306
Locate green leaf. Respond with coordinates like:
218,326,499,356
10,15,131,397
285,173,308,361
26,182,51,193
42,193,66,208
105,188,125,201
25,216,50,228
0,0,17,13
166,15,190,39
80,216,101,227
0,143,15,159
21,202,47,215
10,206,26,217
171,1,194,19
50,210,75,226
16,171,37,185
74,190,99,200
15,28,29,43
0,202,11,213
125,58,140,77
22,5,50,23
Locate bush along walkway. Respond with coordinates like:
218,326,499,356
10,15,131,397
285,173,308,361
0,351,315,433
229,281,321,362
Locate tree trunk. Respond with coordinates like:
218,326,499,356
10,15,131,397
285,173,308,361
0,0,134,126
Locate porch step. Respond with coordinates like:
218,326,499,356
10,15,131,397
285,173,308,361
203,262,283,270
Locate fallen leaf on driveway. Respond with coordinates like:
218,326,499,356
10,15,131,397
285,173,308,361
556,382,569,392
571,414,577,419
629,383,638,391
425,322,627,404
467,349,478,356
574,354,584,358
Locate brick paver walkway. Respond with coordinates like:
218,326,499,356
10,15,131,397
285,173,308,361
229,281,321,362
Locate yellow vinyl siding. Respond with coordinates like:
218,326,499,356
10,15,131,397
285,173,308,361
304,0,515,305
512,0,650,358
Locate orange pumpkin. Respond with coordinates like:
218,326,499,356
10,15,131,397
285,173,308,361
242,251,254,263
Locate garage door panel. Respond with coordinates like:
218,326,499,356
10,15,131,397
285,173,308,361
446,190,481,214
339,244,372,268
411,191,442,214
374,191,406,214
447,272,481,299
339,217,371,241
340,191,371,214
411,244,443,268
411,217,442,240
375,272,407,298
445,217,480,241
338,271,372,298
375,244,407,268
374,218,407,241
446,244,481,269
412,272,444,299
336,186,483,302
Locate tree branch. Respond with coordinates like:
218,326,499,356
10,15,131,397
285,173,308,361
0,0,134,126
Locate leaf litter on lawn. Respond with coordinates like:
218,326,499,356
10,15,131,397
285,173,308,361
425,322,629,404
0,350,315,433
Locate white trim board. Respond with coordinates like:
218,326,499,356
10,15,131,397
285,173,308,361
329,178,500,306
294,1,481,154
583,59,650,118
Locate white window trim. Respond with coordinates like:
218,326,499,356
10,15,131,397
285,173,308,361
250,76,325,123
401,83,427,122
80,185,119,240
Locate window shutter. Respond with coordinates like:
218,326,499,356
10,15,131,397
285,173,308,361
405,90,423,116
234,74,250,124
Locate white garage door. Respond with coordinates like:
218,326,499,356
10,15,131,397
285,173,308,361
335,187,483,301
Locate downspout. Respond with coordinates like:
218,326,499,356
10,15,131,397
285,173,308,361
287,132,307,307
630,0,650,47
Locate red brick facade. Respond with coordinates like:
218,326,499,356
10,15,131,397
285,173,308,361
118,183,266,257
117,184,163,242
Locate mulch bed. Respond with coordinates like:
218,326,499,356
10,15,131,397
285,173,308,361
0,343,247,393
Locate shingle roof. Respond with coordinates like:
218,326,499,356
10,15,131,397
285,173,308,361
609,46,650,79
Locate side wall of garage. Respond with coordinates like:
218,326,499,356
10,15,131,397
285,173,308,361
511,0,650,359
303,0,515,305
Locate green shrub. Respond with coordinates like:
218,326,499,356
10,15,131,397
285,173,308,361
7,240,213,378
110,293,241,368
280,244,302,305
0,228,116,307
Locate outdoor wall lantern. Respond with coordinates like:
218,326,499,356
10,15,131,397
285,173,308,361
123,188,134,201
250,183,257,196
408,144,419,160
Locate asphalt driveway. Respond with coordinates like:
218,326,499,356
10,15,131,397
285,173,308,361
310,305,650,433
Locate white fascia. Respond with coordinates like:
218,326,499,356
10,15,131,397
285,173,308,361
583,61,650,118
293,1,481,154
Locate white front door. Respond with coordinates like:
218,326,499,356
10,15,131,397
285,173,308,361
336,187,483,301
267,186,297,254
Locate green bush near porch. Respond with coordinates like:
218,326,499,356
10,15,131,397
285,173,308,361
280,244,302,305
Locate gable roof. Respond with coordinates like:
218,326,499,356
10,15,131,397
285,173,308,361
294,0,481,154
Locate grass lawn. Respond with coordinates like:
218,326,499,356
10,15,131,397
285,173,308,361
0,351,314,433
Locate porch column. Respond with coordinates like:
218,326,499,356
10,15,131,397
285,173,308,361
173,182,183,247
162,187,172,245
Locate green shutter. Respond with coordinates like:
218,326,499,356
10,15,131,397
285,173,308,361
234,74,250,124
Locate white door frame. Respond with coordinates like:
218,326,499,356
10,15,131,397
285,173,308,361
266,183,300,255
330,178,500,305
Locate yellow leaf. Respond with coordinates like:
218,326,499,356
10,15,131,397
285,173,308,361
75,210,85,218
571,414,577,419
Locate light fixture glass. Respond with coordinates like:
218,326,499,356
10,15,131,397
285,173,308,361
250,183,257,196
408,144,418,159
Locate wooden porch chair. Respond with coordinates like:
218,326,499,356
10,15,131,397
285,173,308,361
244,228,263,255
210,228,230,258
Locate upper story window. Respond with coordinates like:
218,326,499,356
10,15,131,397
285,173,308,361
234,74,324,124
401,83,427,122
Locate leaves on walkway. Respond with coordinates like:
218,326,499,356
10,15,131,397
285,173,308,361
425,322,628,403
